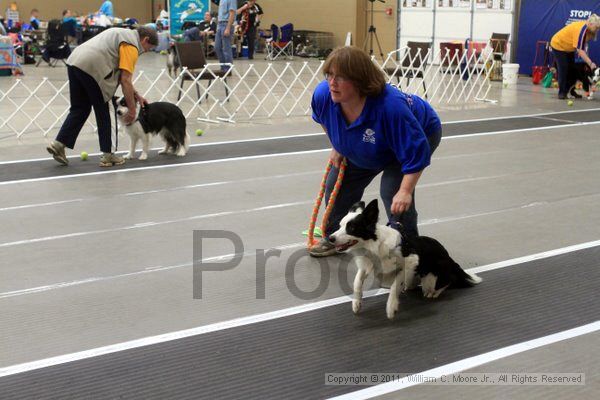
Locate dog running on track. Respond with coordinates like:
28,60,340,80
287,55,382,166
115,96,190,160
329,199,481,320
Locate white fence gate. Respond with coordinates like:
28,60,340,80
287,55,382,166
0,47,495,139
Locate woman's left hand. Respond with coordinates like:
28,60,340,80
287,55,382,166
391,190,412,215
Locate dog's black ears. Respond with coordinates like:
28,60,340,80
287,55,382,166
349,201,366,212
363,199,379,222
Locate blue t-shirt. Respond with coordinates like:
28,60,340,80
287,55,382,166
30,17,40,30
100,1,114,17
311,81,441,173
218,0,237,23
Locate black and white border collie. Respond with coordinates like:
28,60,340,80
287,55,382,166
329,199,481,320
115,97,190,160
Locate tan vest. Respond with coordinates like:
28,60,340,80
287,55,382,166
67,28,142,103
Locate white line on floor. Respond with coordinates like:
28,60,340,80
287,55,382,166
0,149,330,186
0,198,84,212
444,119,600,140
1,117,599,185
443,106,600,124
0,133,326,165
0,242,306,299
0,239,597,378
3,177,587,249
327,321,600,400
0,200,311,248
0,170,322,213
3,106,598,166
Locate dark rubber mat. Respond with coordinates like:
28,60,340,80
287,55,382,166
1,246,599,399
2,109,600,183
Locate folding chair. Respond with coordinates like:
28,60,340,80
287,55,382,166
174,41,229,102
489,33,510,81
439,41,463,72
265,23,293,60
384,41,431,98
36,19,70,67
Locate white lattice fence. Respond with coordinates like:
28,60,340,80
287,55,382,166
0,55,495,138
378,45,494,104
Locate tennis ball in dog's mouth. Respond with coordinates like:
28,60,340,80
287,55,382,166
80,151,88,160
567,100,574,106
196,129,204,136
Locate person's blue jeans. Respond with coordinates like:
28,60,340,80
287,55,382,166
56,66,112,153
215,22,233,72
324,128,442,239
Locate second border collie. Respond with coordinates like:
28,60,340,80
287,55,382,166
330,199,481,320
115,97,190,160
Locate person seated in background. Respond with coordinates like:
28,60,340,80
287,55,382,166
61,9,78,42
183,12,216,42
99,0,114,18
198,11,216,37
29,8,40,29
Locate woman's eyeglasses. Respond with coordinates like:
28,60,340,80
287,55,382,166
325,73,349,84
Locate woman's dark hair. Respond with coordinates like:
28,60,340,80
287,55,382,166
322,46,386,97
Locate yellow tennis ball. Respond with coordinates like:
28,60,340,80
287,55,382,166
567,100,574,106
196,129,204,136
80,151,88,160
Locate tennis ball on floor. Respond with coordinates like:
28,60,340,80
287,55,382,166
196,129,204,136
503,82,508,88
567,100,574,106
80,151,88,161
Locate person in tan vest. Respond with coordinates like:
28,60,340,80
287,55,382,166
46,26,158,167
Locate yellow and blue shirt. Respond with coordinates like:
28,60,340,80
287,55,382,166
311,81,440,173
551,21,589,52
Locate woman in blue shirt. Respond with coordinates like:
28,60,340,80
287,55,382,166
310,46,442,257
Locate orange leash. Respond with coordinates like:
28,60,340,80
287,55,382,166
307,158,347,249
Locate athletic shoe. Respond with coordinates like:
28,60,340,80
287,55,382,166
99,153,125,167
46,140,68,165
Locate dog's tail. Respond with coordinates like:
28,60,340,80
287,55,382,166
449,260,482,288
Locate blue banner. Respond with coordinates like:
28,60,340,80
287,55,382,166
169,0,210,36
516,0,600,75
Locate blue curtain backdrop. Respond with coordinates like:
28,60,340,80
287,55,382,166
517,0,600,75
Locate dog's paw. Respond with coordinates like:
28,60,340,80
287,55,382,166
386,299,399,320
352,299,362,314
176,150,186,157
138,152,148,161
158,149,168,155
124,152,133,160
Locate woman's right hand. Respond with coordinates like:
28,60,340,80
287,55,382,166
329,148,343,169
